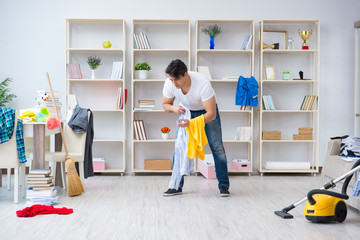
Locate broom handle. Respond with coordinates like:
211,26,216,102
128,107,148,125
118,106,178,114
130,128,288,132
46,72,70,156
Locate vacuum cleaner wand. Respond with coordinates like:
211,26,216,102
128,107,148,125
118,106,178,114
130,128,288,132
274,162,360,219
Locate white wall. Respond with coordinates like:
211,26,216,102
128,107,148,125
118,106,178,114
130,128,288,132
1,0,359,172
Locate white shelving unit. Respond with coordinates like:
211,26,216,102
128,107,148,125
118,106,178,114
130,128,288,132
258,20,320,174
195,20,255,174
131,19,191,173
66,18,126,174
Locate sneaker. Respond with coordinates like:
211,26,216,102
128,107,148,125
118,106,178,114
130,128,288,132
220,186,230,197
163,188,182,197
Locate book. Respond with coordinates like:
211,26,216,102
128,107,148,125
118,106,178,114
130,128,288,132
139,120,147,140
197,66,212,80
267,95,275,110
241,34,251,50
245,35,253,50
29,169,51,175
143,33,151,49
67,63,82,79
27,183,54,187
133,120,140,140
133,33,140,49
136,120,144,140
116,87,122,109
27,173,50,178
262,95,270,110
27,176,53,181
138,100,155,103
120,89,128,110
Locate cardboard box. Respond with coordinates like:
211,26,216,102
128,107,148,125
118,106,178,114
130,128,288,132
262,131,281,140
197,156,216,179
299,130,313,135
299,127,313,132
293,134,313,140
232,159,251,171
144,159,172,170
93,158,105,171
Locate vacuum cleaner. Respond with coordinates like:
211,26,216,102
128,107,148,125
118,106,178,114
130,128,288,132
275,159,360,222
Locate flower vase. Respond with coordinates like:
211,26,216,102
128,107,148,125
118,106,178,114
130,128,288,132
209,35,215,49
91,70,95,79
162,133,169,140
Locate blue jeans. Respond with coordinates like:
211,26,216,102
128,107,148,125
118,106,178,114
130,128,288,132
174,106,230,190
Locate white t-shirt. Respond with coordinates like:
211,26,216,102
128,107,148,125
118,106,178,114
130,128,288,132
163,71,215,111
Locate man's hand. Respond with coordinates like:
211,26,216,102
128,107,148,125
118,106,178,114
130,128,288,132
173,106,186,114
176,118,189,128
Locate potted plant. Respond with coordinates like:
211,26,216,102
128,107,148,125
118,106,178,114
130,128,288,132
201,24,222,49
87,56,102,79
0,78,16,107
134,62,151,79
161,127,170,140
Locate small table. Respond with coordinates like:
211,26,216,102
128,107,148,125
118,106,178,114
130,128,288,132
23,122,61,169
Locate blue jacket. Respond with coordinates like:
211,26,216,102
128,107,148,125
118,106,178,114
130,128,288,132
235,76,258,107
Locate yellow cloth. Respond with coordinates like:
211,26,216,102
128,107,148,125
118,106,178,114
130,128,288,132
186,114,208,160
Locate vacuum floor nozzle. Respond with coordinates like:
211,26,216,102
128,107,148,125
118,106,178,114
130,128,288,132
274,211,293,219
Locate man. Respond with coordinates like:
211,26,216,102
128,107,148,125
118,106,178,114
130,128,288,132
162,59,230,197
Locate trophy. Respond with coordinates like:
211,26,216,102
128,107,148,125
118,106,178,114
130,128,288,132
298,30,312,50
262,42,279,49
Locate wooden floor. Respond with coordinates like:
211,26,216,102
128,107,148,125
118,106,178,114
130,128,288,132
1,174,360,240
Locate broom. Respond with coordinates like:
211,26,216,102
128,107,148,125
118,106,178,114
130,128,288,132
46,72,84,196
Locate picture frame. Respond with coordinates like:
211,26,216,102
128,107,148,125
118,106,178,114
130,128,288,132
265,66,275,80
263,30,288,50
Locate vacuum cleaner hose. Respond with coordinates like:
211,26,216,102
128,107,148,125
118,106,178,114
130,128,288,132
341,159,360,196
308,159,360,205
307,189,348,205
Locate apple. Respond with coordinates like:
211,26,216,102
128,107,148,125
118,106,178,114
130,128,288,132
103,41,112,49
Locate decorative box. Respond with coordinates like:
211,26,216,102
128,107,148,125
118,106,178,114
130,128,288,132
293,134,313,140
144,159,172,170
232,159,251,171
262,131,281,140
93,158,105,171
197,155,216,179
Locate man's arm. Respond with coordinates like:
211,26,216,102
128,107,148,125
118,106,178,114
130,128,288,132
162,95,185,114
202,96,216,123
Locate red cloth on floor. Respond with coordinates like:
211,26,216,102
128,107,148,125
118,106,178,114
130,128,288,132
16,204,73,217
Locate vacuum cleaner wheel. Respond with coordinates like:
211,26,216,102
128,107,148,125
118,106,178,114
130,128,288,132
334,201,347,223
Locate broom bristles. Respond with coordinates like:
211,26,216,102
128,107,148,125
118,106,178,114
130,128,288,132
65,155,84,196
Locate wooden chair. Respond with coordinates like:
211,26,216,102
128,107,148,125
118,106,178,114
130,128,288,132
0,113,26,203
45,110,89,189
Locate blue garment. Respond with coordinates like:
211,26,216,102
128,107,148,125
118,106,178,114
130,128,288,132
0,107,27,163
168,108,191,190
177,105,230,190
353,175,360,197
235,76,258,107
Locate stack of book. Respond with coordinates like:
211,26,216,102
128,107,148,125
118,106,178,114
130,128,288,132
235,127,252,141
110,61,123,80
116,88,127,109
66,63,82,79
133,32,151,49
134,100,155,110
262,95,275,110
26,169,58,206
37,89,62,119
300,95,318,110
133,120,147,140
